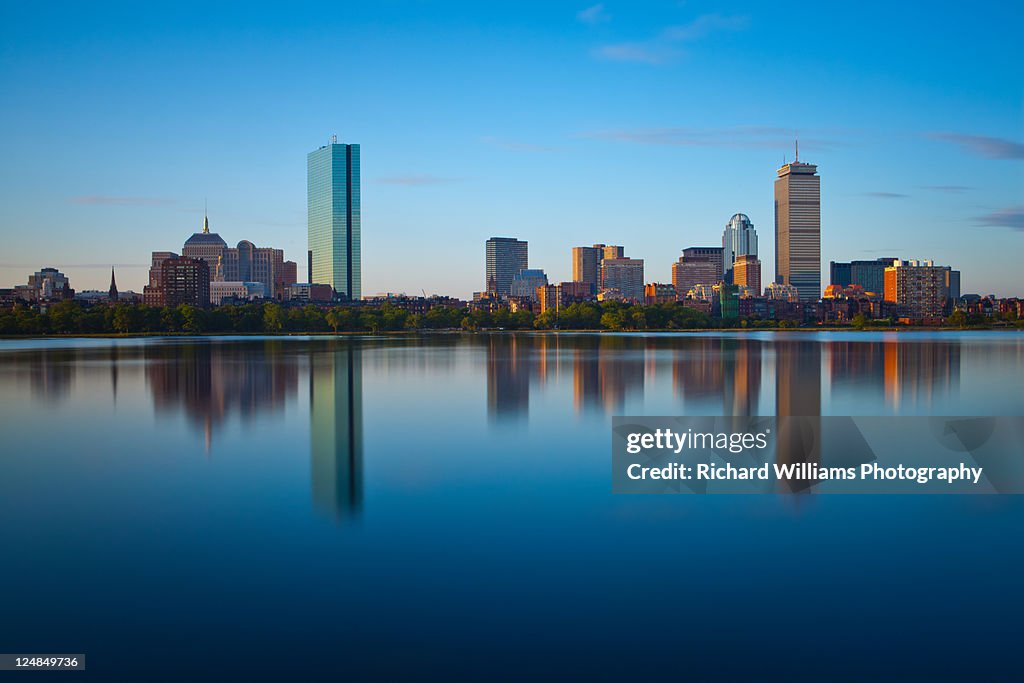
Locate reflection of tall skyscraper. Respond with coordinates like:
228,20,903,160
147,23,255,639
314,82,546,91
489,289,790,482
308,140,361,300
774,339,821,492
673,337,724,407
774,157,821,302
724,339,762,416
310,344,363,520
572,337,602,413
486,335,530,421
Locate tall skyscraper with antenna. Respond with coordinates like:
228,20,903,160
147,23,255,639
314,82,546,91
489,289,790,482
308,137,361,301
774,143,820,302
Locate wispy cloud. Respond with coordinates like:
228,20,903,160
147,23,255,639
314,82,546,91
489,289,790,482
977,206,1024,231
593,13,748,64
929,132,1024,160
375,175,463,186
594,43,673,64
577,4,609,25
862,191,908,199
481,136,556,153
919,185,972,193
661,14,749,41
578,126,844,151
69,195,178,207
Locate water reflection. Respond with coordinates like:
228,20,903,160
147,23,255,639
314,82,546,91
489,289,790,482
145,341,299,451
775,339,821,492
827,339,961,411
310,343,363,521
0,333,1004,510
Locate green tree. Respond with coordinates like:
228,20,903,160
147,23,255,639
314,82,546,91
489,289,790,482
947,310,968,328
851,313,868,330
263,304,284,333
600,310,626,330
326,308,342,333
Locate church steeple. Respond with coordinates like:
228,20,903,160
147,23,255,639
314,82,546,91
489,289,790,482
109,267,119,302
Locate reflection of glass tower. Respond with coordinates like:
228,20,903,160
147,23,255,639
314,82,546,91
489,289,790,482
308,140,361,300
310,344,363,520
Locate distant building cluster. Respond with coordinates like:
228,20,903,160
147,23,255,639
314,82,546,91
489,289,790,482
140,215,298,307
468,149,1000,324
2,139,1020,325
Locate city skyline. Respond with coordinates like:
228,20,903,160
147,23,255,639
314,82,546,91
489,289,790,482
1,2,1021,298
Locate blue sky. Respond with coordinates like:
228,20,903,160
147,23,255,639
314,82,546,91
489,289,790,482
1,0,1021,298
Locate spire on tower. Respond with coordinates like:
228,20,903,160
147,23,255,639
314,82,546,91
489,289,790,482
203,198,209,234
795,136,799,163
109,267,119,302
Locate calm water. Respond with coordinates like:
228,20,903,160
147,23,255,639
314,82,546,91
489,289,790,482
1,332,1023,681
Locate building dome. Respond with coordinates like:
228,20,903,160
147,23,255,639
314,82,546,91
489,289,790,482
729,213,751,224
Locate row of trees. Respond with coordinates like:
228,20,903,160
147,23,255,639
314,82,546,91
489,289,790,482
0,300,716,335
2,300,1017,336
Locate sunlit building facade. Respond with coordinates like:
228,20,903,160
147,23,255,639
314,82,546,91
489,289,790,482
775,160,821,301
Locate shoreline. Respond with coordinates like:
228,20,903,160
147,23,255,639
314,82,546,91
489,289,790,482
1,327,1020,340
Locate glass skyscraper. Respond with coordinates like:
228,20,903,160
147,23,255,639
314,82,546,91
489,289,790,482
722,213,758,282
308,141,361,300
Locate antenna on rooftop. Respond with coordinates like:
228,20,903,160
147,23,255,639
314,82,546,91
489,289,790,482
795,135,799,162
331,133,338,144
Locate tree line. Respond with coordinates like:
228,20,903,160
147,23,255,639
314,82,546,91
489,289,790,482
2,300,1015,336
0,300,720,335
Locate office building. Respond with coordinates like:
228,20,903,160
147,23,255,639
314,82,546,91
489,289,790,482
829,258,898,297
884,259,952,319
671,247,724,295
765,282,801,302
210,281,265,306
732,255,762,296
16,267,74,302
571,245,603,293
308,138,361,300
945,269,961,304
485,237,528,297
601,258,644,302
775,157,821,301
510,269,548,301
538,284,562,314
172,215,297,299
602,245,624,260
158,257,210,307
719,283,740,319
722,213,758,282
644,283,677,305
